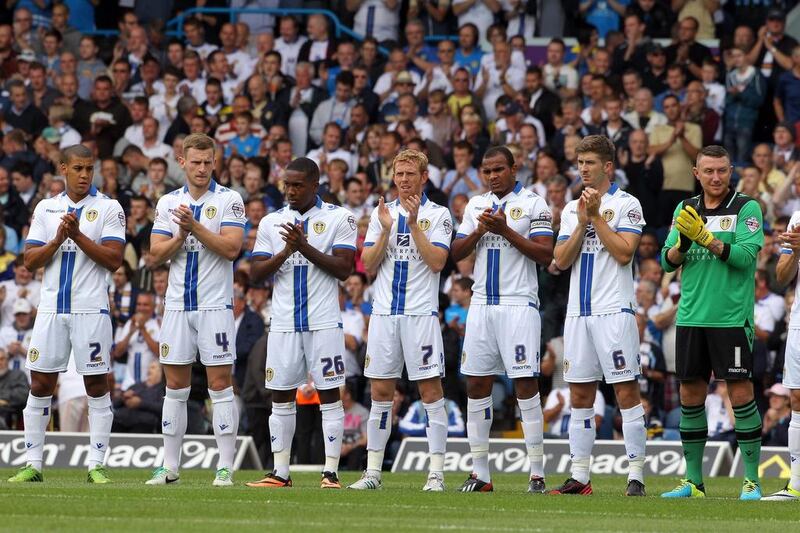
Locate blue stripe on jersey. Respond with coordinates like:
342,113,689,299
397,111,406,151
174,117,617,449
332,244,357,251
397,214,409,234
578,253,594,316
486,249,500,305
183,206,203,311
152,229,173,237
101,236,126,244
134,352,142,383
56,206,83,314
293,265,310,331
26,239,45,246
432,242,450,251
390,261,409,315
617,228,642,234
221,221,245,228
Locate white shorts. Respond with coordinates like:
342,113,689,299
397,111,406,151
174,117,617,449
365,314,443,381
266,327,346,391
159,309,236,366
563,312,640,384
461,304,542,379
783,328,800,389
26,312,112,375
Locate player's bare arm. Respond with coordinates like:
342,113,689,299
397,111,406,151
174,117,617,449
403,194,448,273
61,212,125,272
23,219,69,271
450,209,489,262
282,222,355,281
362,197,393,275
478,208,553,265
173,205,243,261
776,225,800,286
584,189,640,265
149,231,187,267
553,197,589,270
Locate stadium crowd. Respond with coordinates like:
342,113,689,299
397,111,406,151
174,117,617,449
0,0,799,469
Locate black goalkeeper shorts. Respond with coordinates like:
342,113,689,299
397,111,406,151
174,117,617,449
675,325,754,382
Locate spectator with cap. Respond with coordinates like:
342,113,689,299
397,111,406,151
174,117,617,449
47,104,81,149
0,297,34,372
762,383,792,446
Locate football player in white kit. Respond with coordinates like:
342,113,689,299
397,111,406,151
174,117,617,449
245,157,356,489
551,135,647,496
8,145,125,484
146,134,246,486
348,149,452,492
451,146,554,493
764,215,800,500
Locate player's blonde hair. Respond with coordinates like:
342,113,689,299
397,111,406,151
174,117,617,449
392,149,428,175
182,133,216,155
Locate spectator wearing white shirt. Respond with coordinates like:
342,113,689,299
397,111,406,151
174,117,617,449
351,0,401,43
755,268,785,343
542,38,579,99
0,259,40,330
441,141,482,199
139,117,172,160
502,0,536,45
452,0,501,51
307,122,358,178
373,51,425,107
112,293,161,391
473,40,524,122
206,50,240,105
47,104,81,149
544,386,606,438
182,17,218,61
0,298,34,378
121,97,150,150
274,16,307,78
310,71,357,147
218,22,255,81
623,88,668,134
387,94,433,141
149,66,182,132
176,51,207,106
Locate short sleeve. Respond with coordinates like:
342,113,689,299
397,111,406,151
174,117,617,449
26,202,48,246
332,209,358,251
363,207,383,247
735,199,765,249
617,196,646,235
101,201,127,244
429,208,453,250
221,192,246,229
455,198,477,238
529,198,553,238
152,196,173,238
252,216,274,258
557,202,576,242
781,212,800,254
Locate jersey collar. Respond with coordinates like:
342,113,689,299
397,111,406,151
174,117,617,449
603,182,619,197
288,195,324,220
60,185,98,207
182,179,218,203
491,181,523,204
698,187,736,214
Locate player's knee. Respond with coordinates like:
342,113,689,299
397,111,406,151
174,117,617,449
678,379,708,405
29,371,57,397
271,389,296,404
418,378,443,404
613,380,641,409
513,377,539,399
569,384,596,408
466,376,493,399
317,387,341,404
370,378,396,402
83,374,110,397
726,379,754,406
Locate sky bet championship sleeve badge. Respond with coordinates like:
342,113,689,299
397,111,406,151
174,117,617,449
745,216,760,233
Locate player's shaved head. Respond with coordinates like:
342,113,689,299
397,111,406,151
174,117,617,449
60,144,92,164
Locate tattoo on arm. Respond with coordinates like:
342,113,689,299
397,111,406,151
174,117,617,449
706,239,724,257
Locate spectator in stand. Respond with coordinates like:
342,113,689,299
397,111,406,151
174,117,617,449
112,361,165,434
642,43,668,97
5,80,48,138
340,382,369,471
762,383,791,446
664,16,712,81
112,293,160,391
683,80,721,146
0,348,28,429
753,142,787,196
543,386,605,438
400,397,466,437
629,0,673,39
623,87,667,135
543,38,578,99
725,46,766,165
654,64,688,112
619,129,663,230
600,96,634,151
0,257,40,329
0,298,33,373
648,94,701,214
613,12,650,75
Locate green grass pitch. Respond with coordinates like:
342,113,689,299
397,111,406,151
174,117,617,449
2,470,799,532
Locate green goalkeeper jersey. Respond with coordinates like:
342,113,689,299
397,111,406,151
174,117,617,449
661,188,763,328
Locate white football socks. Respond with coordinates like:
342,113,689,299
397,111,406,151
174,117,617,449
269,401,296,479
209,387,238,471
320,400,345,475
423,398,448,475
790,411,800,492
518,393,545,479
23,393,52,472
569,407,595,484
162,386,190,473
620,403,647,483
467,396,493,483
366,400,393,476
87,393,113,471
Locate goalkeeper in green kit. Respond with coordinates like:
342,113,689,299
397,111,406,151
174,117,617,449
659,146,764,501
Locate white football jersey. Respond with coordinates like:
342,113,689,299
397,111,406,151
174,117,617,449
781,211,800,329
152,180,246,311
365,194,453,316
456,182,553,307
114,317,161,390
253,196,357,332
26,187,126,314
558,183,645,317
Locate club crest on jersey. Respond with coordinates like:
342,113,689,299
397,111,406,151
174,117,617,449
160,344,170,358
266,368,275,382
28,348,39,363
86,209,99,222
509,207,524,220
720,217,732,230
745,216,760,233
602,209,615,222
364,355,370,369
418,219,431,231
313,221,326,234
205,206,217,219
